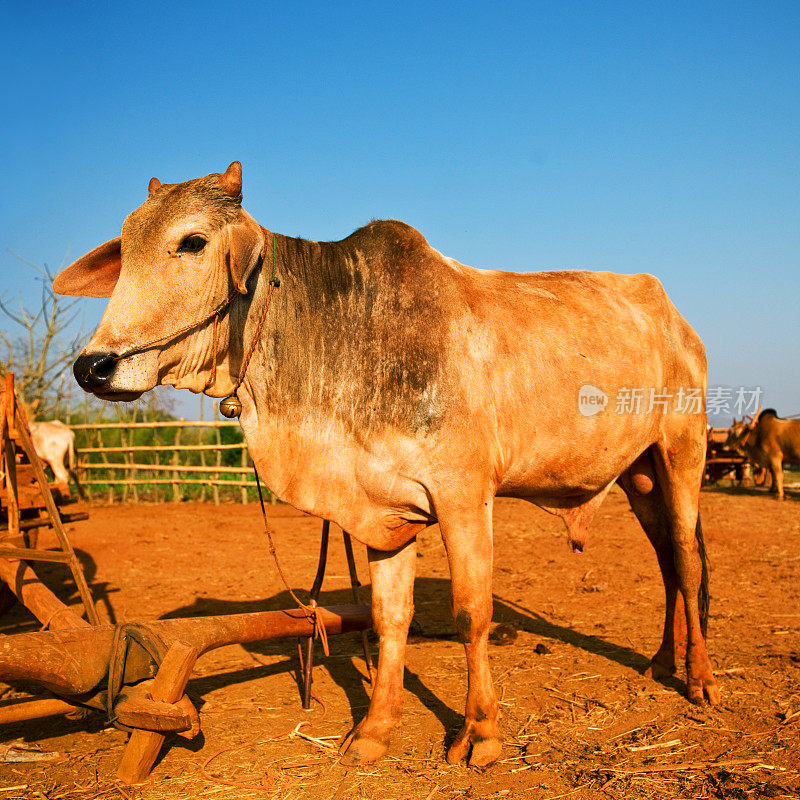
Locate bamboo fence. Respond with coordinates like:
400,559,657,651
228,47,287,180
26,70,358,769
71,412,270,505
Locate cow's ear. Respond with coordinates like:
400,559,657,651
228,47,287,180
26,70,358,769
53,238,122,298
227,211,265,294
220,161,242,198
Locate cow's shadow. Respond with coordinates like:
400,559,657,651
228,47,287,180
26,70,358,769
704,485,799,500
161,579,679,737
0,573,683,754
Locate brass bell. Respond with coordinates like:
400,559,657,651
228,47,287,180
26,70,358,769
219,395,242,419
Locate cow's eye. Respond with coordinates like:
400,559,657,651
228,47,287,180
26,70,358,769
177,235,207,254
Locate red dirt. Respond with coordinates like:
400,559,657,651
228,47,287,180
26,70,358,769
1,486,798,799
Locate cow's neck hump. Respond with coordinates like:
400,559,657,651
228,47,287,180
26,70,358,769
240,222,451,436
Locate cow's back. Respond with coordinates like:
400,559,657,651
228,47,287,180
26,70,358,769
760,414,800,462
263,221,706,497
433,265,705,493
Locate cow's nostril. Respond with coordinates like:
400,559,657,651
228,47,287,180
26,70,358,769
92,354,118,380
73,352,119,392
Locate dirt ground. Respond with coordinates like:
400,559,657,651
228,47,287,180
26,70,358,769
0,485,798,799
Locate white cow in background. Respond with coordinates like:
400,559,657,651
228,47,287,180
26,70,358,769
0,386,80,491
28,419,76,487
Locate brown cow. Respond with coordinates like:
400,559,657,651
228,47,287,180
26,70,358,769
726,409,800,500
54,162,719,767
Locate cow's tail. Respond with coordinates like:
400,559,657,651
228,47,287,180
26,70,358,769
696,514,709,638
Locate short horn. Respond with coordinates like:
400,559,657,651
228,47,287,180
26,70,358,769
220,161,242,197
148,177,162,196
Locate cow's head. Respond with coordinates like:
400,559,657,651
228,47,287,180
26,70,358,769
725,418,749,451
53,162,265,400
725,407,762,452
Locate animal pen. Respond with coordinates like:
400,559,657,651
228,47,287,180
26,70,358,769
0,373,373,784
71,412,263,504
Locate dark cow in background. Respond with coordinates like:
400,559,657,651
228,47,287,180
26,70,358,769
727,409,800,500
54,162,718,767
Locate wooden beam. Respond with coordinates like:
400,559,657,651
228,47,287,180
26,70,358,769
0,697,85,725
0,547,72,563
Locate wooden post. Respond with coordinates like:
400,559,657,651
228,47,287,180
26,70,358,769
3,375,20,540
198,398,207,502
172,427,182,503
119,408,129,504
212,404,221,506
116,642,198,784
81,399,93,503
129,402,139,503
240,445,248,504
153,427,162,502
96,402,114,505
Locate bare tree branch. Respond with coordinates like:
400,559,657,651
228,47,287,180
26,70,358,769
0,255,89,418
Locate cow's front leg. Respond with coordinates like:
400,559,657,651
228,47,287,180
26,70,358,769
768,456,784,500
339,538,416,766
440,503,501,767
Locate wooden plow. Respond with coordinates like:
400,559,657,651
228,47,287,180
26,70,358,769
704,426,753,486
0,373,373,784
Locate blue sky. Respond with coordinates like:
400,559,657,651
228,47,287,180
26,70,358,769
1,1,798,420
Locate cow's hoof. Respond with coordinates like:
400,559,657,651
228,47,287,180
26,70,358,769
446,725,501,767
339,731,389,766
687,673,721,706
469,736,502,767
645,657,677,680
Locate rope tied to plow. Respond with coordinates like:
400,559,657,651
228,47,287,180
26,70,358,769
106,622,170,727
253,469,329,657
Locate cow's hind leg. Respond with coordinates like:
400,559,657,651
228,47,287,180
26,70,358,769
339,538,416,765
651,424,720,705
438,500,501,767
619,453,687,679
52,462,70,486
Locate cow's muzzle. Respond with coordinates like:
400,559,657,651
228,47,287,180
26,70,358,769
73,352,119,393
